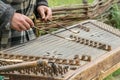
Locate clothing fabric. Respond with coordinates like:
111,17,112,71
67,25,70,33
0,0,48,50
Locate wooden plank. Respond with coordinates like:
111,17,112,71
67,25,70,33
68,47,120,80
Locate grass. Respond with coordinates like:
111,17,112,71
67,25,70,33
109,4,120,29
48,0,93,7
112,68,120,77
104,68,120,80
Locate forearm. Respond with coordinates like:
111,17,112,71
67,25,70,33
0,1,14,30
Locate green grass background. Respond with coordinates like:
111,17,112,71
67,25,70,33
48,0,93,7
48,0,120,80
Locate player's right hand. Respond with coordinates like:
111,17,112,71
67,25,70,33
11,13,34,32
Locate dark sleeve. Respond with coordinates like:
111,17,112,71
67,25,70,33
0,1,14,30
37,0,48,7
35,0,48,18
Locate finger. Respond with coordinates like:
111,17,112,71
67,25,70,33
18,22,27,31
45,13,52,21
19,18,30,30
23,15,34,27
45,9,52,21
19,17,31,29
12,25,22,32
39,8,45,20
11,23,22,32
22,20,31,30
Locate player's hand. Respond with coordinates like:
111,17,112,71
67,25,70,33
11,13,34,32
37,5,52,21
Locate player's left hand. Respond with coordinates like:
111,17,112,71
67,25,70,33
37,5,52,21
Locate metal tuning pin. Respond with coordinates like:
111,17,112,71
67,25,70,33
58,65,64,75
98,43,112,51
80,38,85,44
76,24,90,32
69,60,74,65
73,55,81,66
47,63,53,76
63,66,69,73
51,63,59,76
62,59,68,64
81,55,91,62
107,45,112,51
76,37,81,43
75,59,81,66
69,35,74,39
84,39,89,45
74,55,79,59
93,42,98,47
